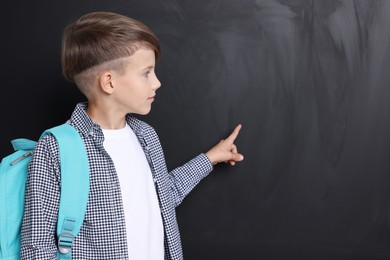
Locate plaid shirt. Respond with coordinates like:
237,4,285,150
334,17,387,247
21,103,213,259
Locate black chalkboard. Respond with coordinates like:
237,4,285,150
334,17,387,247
2,1,390,259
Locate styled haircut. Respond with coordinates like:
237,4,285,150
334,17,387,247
61,11,160,85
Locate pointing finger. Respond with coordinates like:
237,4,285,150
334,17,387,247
226,124,242,143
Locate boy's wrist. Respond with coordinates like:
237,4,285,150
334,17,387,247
205,150,217,165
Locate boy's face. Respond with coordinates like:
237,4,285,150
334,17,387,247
110,48,161,115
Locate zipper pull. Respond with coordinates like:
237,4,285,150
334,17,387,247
10,151,33,166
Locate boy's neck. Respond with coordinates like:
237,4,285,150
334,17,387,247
87,102,126,130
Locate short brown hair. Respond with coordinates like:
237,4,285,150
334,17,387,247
61,11,160,82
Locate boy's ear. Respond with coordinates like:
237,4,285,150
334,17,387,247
98,71,115,94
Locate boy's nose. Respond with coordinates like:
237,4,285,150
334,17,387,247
153,77,161,90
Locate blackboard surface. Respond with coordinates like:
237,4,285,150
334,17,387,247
2,1,390,259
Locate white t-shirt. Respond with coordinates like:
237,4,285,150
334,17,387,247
102,123,164,260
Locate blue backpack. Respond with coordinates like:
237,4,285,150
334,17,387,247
0,124,90,260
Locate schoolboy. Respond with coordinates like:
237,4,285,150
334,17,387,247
21,11,243,260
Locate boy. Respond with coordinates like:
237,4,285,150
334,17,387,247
21,11,243,260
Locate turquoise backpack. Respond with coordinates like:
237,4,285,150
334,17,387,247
0,124,90,260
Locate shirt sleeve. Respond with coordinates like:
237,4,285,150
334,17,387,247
168,153,213,207
21,134,60,260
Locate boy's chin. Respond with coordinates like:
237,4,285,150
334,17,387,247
132,108,152,116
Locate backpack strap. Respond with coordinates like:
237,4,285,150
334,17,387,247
43,124,90,260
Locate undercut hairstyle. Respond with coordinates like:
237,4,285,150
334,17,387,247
61,11,160,93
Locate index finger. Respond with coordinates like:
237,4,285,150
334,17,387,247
226,124,242,143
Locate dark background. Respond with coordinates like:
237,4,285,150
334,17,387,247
2,0,390,259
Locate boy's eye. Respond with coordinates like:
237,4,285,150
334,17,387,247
144,71,151,77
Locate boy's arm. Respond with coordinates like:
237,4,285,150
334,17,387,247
168,125,243,206
21,135,60,260
168,153,213,207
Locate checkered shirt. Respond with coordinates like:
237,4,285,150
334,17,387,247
21,103,213,259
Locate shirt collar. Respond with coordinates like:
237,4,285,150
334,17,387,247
69,102,146,138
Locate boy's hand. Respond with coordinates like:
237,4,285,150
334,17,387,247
205,124,244,166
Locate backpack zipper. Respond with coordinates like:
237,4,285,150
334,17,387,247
10,151,33,166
